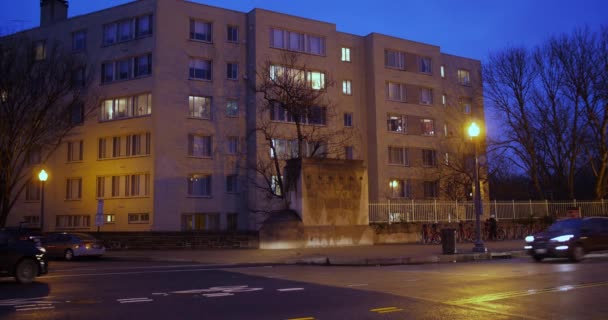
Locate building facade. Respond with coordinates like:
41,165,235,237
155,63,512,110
7,0,484,232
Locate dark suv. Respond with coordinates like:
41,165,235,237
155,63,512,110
525,217,608,262
0,229,49,283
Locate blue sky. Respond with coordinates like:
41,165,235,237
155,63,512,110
1,0,605,61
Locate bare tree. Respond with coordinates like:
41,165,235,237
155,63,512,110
0,35,94,227
249,52,353,211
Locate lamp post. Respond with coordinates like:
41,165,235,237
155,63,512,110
468,122,487,253
38,169,48,232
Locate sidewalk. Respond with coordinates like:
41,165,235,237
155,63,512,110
105,240,528,266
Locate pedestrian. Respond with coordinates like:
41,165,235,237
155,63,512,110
489,214,498,240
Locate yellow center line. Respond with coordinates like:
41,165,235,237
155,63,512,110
370,307,398,312
378,308,404,314
286,317,315,320
449,281,608,305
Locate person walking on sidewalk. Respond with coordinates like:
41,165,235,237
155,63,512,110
489,214,498,241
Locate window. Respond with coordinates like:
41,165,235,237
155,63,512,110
227,25,238,42
101,53,152,83
419,57,432,73
65,178,82,200
189,58,212,80
190,20,212,42
442,94,447,107
388,147,408,166
188,174,212,196
387,114,407,133
341,47,351,62
421,119,435,136
227,213,238,231
344,146,354,160
103,15,152,45
344,113,353,127
25,180,41,201
424,181,439,198
70,103,84,125
226,174,238,193
445,152,450,165
270,104,326,125
460,97,472,114
385,49,405,70
136,15,152,37
188,134,212,158
72,67,86,88
182,213,219,231
440,65,445,78
444,123,449,137
227,136,239,154
270,139,295,159
271,176,282,196
100,93,152,121
67,141,83,162
420,88,433,105
23,216,40,227
189,95,211,119
56,215,90,229
99,133,152,158
422,149,437,167
128,213,149,224
34,40,46,61
72,30,86,51
269,28,326,56
387,82,406,101
458,69,471,86
227,63,238,80
307,71,325,90
226,99,238,117
342,80,352,95
390,179,411,198
96,174,150,198
104,214,116,224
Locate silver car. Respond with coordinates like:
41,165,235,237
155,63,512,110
43,232,105,260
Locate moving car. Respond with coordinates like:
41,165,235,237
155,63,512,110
525,217,608,262
43,232,106,261
0,229,49,284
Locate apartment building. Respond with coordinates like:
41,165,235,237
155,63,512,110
7,0,484,232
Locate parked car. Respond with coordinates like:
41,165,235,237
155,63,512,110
0,226,44,248
0,229,49,283
42,232,106,261
525,217,608,262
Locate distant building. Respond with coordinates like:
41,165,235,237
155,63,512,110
7,0,484,232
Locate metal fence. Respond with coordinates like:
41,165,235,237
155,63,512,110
369,200,608,224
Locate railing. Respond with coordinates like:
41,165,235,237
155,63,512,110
369,199,608,224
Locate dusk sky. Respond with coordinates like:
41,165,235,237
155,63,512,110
1,0,606,135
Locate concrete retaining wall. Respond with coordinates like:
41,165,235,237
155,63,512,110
93,232,259,250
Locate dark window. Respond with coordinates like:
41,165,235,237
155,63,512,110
227,25,238,42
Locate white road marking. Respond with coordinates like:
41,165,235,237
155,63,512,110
51,264,217,273
16,306,55,312
202,293,234,297
117,298,153,304
277,288,305,292
0,297,60,307
151,293,169,296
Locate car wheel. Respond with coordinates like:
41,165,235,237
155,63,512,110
14,259,37,284
569,245,585,262
533,255,544,262
64,249,74,261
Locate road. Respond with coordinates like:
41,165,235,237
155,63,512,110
1,255,608,319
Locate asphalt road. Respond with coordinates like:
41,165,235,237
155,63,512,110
2,255,608,319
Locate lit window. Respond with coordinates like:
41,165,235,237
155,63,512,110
104,214,116,224
341,47,351,62
421,119,435,136
440,65,445,78
458,69,471,86
389,179,411,198
442,94,447,107
189,96,211,119
34,40,46,61
387,114,407,133
342,80,352,95
101,93,152,121
226,99,238,117
190,20,212,42
307,71,325,90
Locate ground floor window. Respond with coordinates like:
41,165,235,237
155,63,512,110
23,215,40,227
56,215,90,229
128,213,149,224
227,213,238,231
182,213,220,231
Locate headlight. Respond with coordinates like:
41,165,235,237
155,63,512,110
550,235,574,242
38,247,46,253
525,236,534,243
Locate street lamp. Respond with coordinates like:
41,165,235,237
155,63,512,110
38,169,48,232
468,122,487,253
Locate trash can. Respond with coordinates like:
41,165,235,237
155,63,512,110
441,228,457,254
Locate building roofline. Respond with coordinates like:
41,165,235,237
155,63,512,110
248,8,336,28
364,32,441,50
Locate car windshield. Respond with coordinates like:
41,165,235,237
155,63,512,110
547,219,582,233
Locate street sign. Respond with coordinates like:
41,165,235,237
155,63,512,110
96,199,104,227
